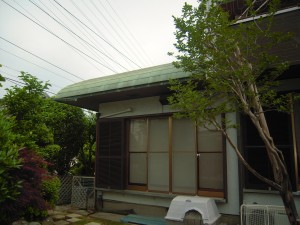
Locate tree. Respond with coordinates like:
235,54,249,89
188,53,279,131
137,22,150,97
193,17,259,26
71,112,96,176
168,0,299,224
1,72,54,150
43,99,86,175
1,72,87,174
0,111,21,204
0,64,5,87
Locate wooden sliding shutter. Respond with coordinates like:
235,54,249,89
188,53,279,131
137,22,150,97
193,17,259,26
95,118,125,189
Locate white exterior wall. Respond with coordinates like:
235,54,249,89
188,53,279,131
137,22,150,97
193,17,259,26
217,111,240,215
98,96,240,215
99,96,173,118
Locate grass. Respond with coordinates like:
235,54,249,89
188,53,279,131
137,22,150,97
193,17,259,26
73,216,125,225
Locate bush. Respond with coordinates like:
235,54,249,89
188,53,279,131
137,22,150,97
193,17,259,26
42,176,61,207
0,112,21,204
18,148,49,221
0,112,22,224
0,148,51,224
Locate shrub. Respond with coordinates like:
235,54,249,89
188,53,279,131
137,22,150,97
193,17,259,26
18,148,49,221
0,112,22,224
0,148,51,224
0,112,22,204
42,176,61,207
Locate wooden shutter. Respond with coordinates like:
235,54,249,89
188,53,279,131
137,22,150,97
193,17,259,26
95,118,125,189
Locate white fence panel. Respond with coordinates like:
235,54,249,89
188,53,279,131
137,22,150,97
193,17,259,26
241,204,289,225
71,176,94,209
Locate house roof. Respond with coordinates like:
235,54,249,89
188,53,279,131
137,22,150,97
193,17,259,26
54,63,191,111
55,8,300,112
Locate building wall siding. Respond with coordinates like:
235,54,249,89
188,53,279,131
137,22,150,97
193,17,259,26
96,97,241,215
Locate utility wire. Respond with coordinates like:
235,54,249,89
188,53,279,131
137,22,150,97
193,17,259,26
3,75,24,86
53,0,142,69
0,47,77,83
1,0,118,74
72,0,142,69
29,0,128,72
12,0,47,27
104,0,154,65
81,0,140,68
2,75,56,95
1,64,62,89
0,36,84,81
35,0,103,73
46,0,113,74
91,0,147,67
34,0,108,74
9,0,97,77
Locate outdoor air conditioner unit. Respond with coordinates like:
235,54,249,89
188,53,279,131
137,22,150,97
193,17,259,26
165,196,220,225
240,204,289,225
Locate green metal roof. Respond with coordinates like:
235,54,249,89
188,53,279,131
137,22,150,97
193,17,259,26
55,63,191,111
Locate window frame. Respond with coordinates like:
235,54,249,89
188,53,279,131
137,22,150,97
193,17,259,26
126,114,227,198
241,109,298,191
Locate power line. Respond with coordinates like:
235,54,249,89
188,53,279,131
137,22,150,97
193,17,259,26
29,0,129,72
0,47,77,83
1,0,118,74
12,0,46,27
34,0,106,75
91,0,148,67
1,64,62,89
2,75,56,95
53,0,142,69
0,36,84,81
81,0,140,68
104,0,154,65
45,0,110,74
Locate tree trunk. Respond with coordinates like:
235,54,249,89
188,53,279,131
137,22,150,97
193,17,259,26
280,183,300,225
247,85,300,225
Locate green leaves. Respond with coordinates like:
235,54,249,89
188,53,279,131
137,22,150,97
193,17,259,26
170,0,291,130
0,64,4,87
0,111,22,203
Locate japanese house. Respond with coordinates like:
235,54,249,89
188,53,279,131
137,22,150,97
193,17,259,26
55,1,300,217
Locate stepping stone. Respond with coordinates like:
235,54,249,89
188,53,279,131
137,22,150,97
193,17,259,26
66,218,82,223
29,222,41,225
73,210,90,216
48,210,65,216
52,215,66,221
42,218,54,225
66,213,82,219
54,221,69,225
12,220,29,225
85,222,102,225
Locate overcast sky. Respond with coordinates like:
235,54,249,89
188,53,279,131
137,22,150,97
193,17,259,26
0,0,199,97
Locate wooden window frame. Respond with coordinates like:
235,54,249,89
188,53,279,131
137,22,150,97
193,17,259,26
126,114,227,198
196,113,227,199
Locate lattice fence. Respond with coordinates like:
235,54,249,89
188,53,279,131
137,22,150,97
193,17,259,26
57,175,73,205
241,204,289,225
71,176,95,209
